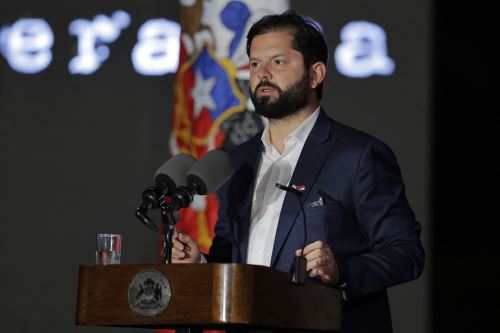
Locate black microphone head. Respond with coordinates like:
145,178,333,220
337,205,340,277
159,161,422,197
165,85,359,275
275,183,304,196
186,149,233,195
154,153,197,194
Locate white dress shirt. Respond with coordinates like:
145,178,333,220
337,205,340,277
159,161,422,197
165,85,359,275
246,108,320,266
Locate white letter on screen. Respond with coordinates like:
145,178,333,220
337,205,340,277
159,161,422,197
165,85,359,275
335,21,395,78
68,10,130,75
131,19,181,76
0,18,54,74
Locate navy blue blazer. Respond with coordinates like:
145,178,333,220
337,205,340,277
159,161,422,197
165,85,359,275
209,110,425,333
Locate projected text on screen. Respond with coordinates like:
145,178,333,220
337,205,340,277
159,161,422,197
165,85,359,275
0,11,393,78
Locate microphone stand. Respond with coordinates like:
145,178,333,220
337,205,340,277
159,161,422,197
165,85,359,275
159,184,199,263
159,202,179,264
138,185,194,264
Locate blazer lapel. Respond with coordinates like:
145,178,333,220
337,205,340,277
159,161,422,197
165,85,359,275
233,137,263,263
270,110,337,267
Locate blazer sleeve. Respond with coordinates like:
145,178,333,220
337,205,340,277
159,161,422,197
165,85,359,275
339,139,425,301
206,182,233,263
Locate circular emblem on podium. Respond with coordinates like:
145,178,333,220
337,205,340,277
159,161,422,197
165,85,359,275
128,269,171,317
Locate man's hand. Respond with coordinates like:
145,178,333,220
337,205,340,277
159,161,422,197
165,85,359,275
172,228,201,263
295,241,339,285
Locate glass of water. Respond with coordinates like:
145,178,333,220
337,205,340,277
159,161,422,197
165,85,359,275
96,233,121,265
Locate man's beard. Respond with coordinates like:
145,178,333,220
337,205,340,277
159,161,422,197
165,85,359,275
250,72,310,120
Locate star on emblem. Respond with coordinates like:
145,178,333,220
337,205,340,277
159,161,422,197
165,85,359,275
191,70,217,119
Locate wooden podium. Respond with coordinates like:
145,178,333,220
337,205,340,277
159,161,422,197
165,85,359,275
76,263,342,332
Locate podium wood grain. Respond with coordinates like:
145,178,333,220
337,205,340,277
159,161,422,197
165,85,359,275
76,263,342,331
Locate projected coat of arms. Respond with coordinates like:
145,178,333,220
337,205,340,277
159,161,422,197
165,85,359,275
170,0,289,253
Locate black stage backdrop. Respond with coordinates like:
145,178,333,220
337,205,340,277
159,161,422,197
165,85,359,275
0,1,430,333
434,1,499,331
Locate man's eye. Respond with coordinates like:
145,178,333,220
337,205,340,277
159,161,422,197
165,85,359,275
274,59,284,65
250,62,259,68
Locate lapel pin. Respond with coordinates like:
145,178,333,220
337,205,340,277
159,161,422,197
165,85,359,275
291,184,306,192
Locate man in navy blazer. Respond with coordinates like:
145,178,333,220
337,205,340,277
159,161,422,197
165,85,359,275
173,10,424,333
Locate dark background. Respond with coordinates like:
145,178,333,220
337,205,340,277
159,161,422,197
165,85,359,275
8,0,497,332
434,1,499,331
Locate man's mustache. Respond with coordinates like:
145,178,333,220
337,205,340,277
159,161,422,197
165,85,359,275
255,80,281,91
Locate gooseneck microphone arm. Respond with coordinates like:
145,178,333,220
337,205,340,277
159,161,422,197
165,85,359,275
275,182,308,285
275,183,308,252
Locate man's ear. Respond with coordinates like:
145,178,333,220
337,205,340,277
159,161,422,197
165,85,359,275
309,61,327,89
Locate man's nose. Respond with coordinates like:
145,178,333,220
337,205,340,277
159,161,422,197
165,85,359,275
257,64,272,81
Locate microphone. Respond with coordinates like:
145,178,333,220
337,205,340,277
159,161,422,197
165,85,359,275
136,153,197,231
275,182,308,285
154,153,198,196
170,149,233,210
275,183,304,196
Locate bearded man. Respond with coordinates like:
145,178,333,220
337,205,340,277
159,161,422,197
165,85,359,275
172,10,424,333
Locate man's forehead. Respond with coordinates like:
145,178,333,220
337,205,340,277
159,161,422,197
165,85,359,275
251,28,294,43
249,30,295,55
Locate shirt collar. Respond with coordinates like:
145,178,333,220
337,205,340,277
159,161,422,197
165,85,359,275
261,106,321,154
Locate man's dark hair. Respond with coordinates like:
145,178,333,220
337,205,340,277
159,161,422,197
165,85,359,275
246,10,328,99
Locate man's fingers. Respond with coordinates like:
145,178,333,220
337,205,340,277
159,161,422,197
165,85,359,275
309,268,334,284
173,229,192,244
321,274,332,283
182,243,192,253
309,268,323,278
171,230,201,264
172,237,184,250
174,235,194,252
296,241,326,257
304,249,325,261
179,232,195,244
296,241,338,285
172,248,185,259
302,240,326,255
306,257,325,271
